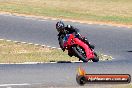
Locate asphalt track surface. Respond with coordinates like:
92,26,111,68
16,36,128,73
0,14,132,88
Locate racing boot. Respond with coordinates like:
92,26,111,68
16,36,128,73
68,51,73,57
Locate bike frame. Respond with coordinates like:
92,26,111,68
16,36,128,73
64,34,94,59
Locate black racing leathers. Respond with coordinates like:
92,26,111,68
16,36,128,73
57,26,79,51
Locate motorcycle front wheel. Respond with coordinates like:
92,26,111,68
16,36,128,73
92,52,99,62
72,46,88,62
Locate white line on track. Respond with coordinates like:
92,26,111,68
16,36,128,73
14,41,19,43
0,83,31,87
0,39,4,41
51,47,57,49
34,44,40,46
21,42,27,44
28,43,34,45
6,40,12,42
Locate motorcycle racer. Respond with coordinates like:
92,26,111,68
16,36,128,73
56,21,94,53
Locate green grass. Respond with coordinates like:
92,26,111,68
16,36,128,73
112,84,132,88
0,40,112,63
0,0,132,25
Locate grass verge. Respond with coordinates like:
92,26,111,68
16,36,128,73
0,0,132,25
110,84,132,88
0,40,112,63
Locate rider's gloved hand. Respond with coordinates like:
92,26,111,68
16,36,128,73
60,45,65,52
74,32,81,38
62,48,65,52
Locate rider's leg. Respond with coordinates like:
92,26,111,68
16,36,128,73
82,37,95,49
76,33,95,49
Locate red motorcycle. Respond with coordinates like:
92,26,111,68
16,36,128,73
63,34,99,62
